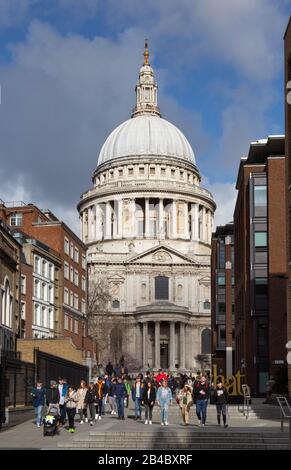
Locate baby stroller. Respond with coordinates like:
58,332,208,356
43,404,60,436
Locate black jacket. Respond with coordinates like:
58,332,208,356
46,387,60,406
214,387,228,404
142,387,156,407
84,388,97,404
193,381,210,400
94,382,107,400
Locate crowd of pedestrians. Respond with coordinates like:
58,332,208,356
31,365,229,434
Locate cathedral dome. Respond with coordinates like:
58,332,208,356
97,114,196,166
97,40,196,167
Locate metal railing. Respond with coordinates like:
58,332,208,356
276,396,291,450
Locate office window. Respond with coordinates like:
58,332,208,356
34,304,40,325
217,273,226,286
74,248,79,263
155,276,169,300
70,243,74,260
218,245,225,269
21,275,26,294
74,320,79,334
70,266,74,283
21,301,26,320
74,270,79,287
42,260,47,278
64,262,69,280
48,264,54,281
81,299,86,314
74,294,79,310
49,285,54,303
64,314,69,330
254,185,267,206
218,302,226,313
255,232,267,247
64,287,69,305
255,277,268,296
64,237,69,255
82,276,86,291
10,212,23,226
34,256,40,274
48,308,54,330
70,291,74,307
34,279,40,298
41,282,47,301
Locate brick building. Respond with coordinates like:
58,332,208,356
14,231,62,340
0,219,21,352
0,201,97,363
211,223,235,378
234,135,287,396
284,16,291,397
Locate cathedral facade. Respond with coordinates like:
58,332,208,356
78,44,216,372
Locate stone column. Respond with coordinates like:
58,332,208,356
158,199,164,239
184,202,189,239
142,322,148,369
171,200,177,238
87,206,92,241
170,321,176,370
179,322,186,369
117,199,123,239
201,206,206,242
155,321,161,369
145,198,150,238
190,203,199,241
104,201,112,239
208,211,213,244
131,199,136,237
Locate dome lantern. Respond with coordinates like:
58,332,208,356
132,40,161,118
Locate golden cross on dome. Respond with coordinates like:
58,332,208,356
143,38,150,65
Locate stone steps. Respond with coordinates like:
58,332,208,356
58,431,289,450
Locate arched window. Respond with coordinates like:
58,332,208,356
155,276,169,300
2,279,12,328
201,328,211,354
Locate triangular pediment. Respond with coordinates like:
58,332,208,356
107,273,125,282
125,244,196,265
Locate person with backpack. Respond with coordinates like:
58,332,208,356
84,382,97,426
142,380,156,425
31,381,46,428
193,374,210,427
214,380,229,428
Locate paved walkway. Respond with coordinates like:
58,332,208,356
0,402,286,450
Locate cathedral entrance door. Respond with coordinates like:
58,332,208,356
160,342,168,369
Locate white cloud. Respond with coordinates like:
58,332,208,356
202,176,236,227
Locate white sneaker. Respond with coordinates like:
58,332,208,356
149,421,152,425
114,411,117,415
198,420,201,426
111,410,114,415
37,423,40,428
202,424,206,427
80,420,84,424
98,415,102,420
85,418,88,423
90,421,93,426
161,422,164,426
95,417,98,422
165,422,169,426
145,420,148,425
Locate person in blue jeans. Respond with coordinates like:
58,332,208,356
115,377,127,420
193,375,210,427
31,381,46,428
156,379,172,426
131,376,145,420
57,377,69,425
